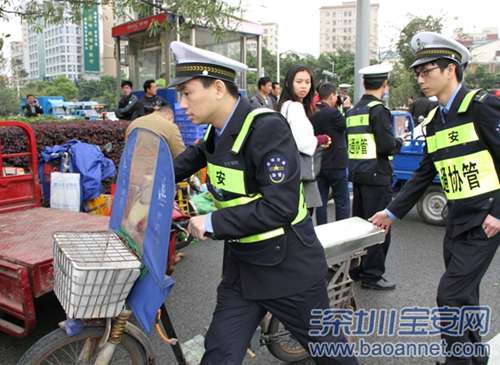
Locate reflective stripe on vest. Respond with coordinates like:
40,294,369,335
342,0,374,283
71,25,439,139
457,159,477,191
346,114,370,128
207,162,247,195
435,150,500,200
203,125,213,142
424,89,499,200
206,107,308,243
238,186,308,243
457,89,480,114
346,100,381,160
232,107,276,153
426,122,479,153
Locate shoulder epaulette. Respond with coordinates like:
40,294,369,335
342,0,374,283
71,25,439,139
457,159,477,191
421,106,439,127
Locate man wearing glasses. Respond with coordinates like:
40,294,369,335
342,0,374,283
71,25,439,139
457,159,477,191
371,32,500,365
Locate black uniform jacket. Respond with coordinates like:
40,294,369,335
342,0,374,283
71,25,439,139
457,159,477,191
388,86,500,237
174,98,328,300
311,102,348,170
116,94,142,121
348,95,403,185
142,95,169,115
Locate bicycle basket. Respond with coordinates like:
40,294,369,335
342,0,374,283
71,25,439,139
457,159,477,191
53,231,141,319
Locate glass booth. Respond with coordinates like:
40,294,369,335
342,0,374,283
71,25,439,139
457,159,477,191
111,13,264,92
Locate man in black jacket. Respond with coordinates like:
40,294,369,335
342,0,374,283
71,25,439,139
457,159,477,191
171,41,357,365
311,82,350,224
346,64,403,291
409,92,438,124
142,79,169,115
24,94,44,117
371,32,499,365
115,80,142,121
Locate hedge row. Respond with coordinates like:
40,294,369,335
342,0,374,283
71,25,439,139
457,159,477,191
1,120,131,193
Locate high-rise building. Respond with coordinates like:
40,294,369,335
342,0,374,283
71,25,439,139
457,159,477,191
319,1,379,58
247,22,279,55
9,41,27,87
261,23,279,55
22,4,117,81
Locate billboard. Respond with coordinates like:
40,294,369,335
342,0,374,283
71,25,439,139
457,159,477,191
83,4,100,73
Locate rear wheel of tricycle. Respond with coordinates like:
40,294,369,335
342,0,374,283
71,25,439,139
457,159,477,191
265,267,358,362
17,327,148,365
417,185,446,226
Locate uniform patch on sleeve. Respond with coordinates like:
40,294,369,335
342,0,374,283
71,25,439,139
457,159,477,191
265,155,288,184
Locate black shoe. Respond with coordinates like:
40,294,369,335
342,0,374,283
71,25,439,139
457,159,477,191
361,277,396,290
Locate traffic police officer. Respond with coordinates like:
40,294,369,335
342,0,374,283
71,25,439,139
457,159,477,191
170,41,358,365
371,32,500,365
347,64,403,290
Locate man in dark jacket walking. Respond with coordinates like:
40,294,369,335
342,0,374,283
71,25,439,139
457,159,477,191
311,82,350,224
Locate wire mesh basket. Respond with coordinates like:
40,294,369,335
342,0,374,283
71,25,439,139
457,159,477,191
53,231,142,319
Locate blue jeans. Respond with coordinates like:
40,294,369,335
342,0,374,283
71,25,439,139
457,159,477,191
315,168,350,225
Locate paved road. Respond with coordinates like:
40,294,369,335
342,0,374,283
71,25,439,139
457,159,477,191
1,208,499,365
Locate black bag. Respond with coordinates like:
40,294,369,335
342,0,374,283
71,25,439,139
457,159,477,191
299,148,323,182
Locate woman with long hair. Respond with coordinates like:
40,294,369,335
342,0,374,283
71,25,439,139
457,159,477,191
277,65,331,215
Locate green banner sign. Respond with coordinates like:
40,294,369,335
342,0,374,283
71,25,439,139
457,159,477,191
83,5,100,73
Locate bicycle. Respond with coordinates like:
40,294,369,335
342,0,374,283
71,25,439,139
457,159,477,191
17,217,384,365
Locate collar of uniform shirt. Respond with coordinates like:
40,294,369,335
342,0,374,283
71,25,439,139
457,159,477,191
441,83,462,114
215,97,240,137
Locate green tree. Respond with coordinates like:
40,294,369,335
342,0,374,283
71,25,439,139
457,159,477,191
0,1,240,37
388,62,418,109
466,65,499,90
390,15,443,108
41,76,79,100
316,51,355,86
396,15,443,70
0,76,19,115
77,79,101,101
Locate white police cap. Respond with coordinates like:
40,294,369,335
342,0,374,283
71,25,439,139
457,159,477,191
339,83,352,88
359,63,393,81
410,32,471,69
169,41,248,87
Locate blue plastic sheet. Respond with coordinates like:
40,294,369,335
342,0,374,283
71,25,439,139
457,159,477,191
110,128,176,333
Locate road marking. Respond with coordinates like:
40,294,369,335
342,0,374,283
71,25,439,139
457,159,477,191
488,332,500,365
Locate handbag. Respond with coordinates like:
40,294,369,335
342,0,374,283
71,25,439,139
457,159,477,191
283,101,322,182
299,148,323,182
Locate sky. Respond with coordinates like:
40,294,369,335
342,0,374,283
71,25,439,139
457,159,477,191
1,0,499,60
238,0,500,56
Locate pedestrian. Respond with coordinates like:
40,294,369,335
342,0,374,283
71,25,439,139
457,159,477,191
370,32,500,365
142,79,169,115
270,81,281,108
346,63,403,291
409,91,439,124
125,103,185,158
249,76,274,108
311,82,350,224
24,94,43,117
277,65,332,216
115,80,143,121
337,83,353,115
171,41,357,365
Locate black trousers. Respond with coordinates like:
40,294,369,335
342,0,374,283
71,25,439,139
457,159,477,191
201,278,358,365
438,227,499,365
350,183,392,281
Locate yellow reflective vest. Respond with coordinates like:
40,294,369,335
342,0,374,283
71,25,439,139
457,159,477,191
422,89,500,201
203,108,308,243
